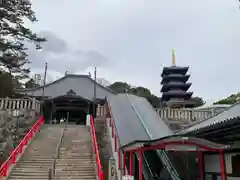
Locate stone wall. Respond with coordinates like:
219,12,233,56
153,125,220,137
0,109,38,164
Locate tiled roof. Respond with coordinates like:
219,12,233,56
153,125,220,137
16,74,116,100
178,102,240,134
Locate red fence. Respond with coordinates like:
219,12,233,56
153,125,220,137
89,115,104,180
0,116,44,177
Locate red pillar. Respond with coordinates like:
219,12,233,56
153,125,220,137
137,151,142,180
220,151,225,180
112,122,114,137
107,103,111,118
114,135,117,152
197,151,203,180
123,151,126,175
118,151,121,169
129,152,133,176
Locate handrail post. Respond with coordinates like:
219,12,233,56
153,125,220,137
52,159,56,176
48,168,52,180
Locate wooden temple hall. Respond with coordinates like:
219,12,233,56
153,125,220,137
16,74,116,124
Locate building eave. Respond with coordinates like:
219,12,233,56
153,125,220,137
161,83,192,92
161,66,189,76
15,74,117,95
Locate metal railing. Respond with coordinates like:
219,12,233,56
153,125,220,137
90,115,104,180
51,125,65,177
0,116,44,177
48,168,52,180
142,153,154,178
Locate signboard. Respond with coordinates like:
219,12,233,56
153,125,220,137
122,175,134,180
108,158,116,180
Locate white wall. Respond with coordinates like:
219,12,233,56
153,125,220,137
204,153,240,180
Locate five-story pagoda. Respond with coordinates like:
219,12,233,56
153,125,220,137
161,49,194,108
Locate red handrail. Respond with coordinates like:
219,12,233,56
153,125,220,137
89,115,104,180
0,116,44,177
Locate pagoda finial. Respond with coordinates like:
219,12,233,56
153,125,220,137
172,48,176,66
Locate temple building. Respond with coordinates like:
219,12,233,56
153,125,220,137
161,49,195,108
15,74,117,124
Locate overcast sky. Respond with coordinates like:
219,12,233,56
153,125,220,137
26,0,240,103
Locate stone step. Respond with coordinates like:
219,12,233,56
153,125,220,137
55,164,95,168
8,176,50,180
7,125,97,180
55,166,96,170
16,163,53,167
53,177,96,180
56,160,94,164
19,159,54,162
58,156,93,159
14,167,51,171
10,172,51,175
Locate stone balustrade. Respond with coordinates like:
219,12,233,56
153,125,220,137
0,97,41,114
97,104,106,117
156,108,215,124
0,97,41,164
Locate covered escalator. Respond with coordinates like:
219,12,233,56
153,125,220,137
107,94,203,180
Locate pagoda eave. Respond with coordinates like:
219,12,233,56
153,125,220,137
161,92,193,100
161,66,189,77
160,75,190,84
164,99,197,108
161,83,192,92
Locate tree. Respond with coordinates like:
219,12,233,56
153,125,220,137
214,93,240,105
0,71,14,98
25,78,40,88
0,71,23,98
108,82,131,93
191,96,205,107
108,82,161,108
108,81,205,108
0,0,46,77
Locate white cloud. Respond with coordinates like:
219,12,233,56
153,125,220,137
26,0,240,102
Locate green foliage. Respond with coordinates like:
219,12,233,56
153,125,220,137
25,78,40,88
191,96,205,108
0,71,22,98
214,93,240,105
108,82,162,108
108,82,131,93
0,72,13,98
0,0,46,77
108,82,205,108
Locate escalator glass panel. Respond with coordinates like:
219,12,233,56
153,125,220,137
167,151,199,180
144,150,173,180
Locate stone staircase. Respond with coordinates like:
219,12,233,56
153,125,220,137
7,124,96,180
54,125,96,180
7,124,65,180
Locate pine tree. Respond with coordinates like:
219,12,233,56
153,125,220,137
0,0,46,78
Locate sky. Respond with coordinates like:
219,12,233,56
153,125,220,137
25,0,240,103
